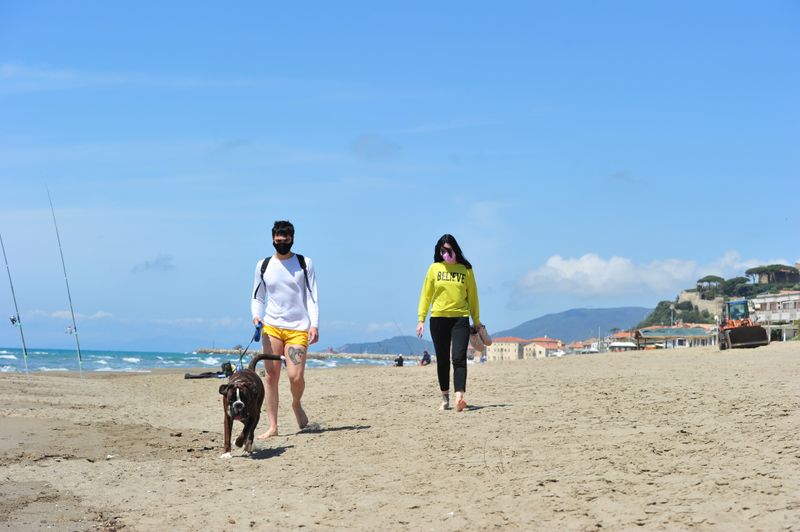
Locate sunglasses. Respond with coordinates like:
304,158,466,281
441,246,454,254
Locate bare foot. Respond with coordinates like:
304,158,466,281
257,427,278,440
456,399,467,412
440,393,450,411
293,404,309,429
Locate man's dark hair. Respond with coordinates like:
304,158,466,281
272,220,295,238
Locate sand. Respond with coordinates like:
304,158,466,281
1,342,798,531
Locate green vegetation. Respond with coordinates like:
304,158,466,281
696,265,799,301
637,263,797,331
745,264,800,284
637,300,714,328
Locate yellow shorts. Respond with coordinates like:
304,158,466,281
262,324,309,348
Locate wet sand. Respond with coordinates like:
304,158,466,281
1,342,798,530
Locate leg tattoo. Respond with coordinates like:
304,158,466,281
287,346,306,365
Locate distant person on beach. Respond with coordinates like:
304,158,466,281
251,220,319,439
394,354,404,367
420,350,431,366
416,234,480,412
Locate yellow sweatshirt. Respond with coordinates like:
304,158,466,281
417,262,480,325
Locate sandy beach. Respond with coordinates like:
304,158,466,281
1,342,798,531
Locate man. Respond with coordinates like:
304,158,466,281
420,350,431,366
251,220,319,438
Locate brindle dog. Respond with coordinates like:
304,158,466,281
218,352,280,458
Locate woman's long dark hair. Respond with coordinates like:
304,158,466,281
433,234,472,269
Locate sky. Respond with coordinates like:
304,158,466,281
1,1,798,352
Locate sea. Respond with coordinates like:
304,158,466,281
0,347,396,374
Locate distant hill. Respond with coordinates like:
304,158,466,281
337,335,434,356
492,307,652,343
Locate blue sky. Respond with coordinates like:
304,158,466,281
1,1,798,352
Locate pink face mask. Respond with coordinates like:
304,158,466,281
441,249,457,264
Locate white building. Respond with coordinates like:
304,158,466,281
751,291,800,341
752,291,800,323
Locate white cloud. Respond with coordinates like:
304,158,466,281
519,250,792,297
26,310,113,320
366,321,397,333
149,316,245,328
0,63,279,94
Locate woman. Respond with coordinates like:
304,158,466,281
416,234,480,412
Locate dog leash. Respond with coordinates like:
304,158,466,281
237,323,284,371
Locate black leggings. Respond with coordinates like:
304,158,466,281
429,317,470,393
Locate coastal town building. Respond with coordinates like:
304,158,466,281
753,265,800,285
610,330,635,342
751,290,800,341
523,342,546,359
566,340,586,354
752,291,800,323
528,337,564,353
486,336,566,361
486,337,528,361
634,325,717,349
608,341,637,352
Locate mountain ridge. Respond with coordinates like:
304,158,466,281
337,307,652,354
492,307,652,343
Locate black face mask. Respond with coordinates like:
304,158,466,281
273,241,293,255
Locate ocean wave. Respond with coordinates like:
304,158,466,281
0,350,11,354
0,365,16,372
0,354,18,360
348,358,392,366
40,367,69,372
32,351,50,355
122,357,141,364
94,367,152,373
198,357,220,366
96,360,108,365
308,359,337,369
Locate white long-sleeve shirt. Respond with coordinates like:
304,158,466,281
251,254,319,331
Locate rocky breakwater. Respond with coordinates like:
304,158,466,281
194,347,420,362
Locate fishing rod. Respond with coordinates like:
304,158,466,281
0,232,29,373
392,320,415,356
46,187,83,377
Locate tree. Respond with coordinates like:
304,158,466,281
745,264,800,284
722,276,749,297
637,301,673,328
696,275,724,299
697,274,724,287
744,266,766,284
